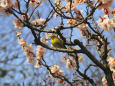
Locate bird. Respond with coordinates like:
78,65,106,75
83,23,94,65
50,35,66,49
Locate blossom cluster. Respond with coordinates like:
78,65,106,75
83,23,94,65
18,37,34,63
13,16,46,30
29,0,42,7
77,24,89,38
36,46,46,60
97,15,115,31
13,14,30,29
13,18,24,29
0,0,18,15
0,0,46,30
49,65,65,84
17,33,46,68
98,0,113,9
62,56,83,70
66,58,76,69
32,18,46,26
107,56,115,73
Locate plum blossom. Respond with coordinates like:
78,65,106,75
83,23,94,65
36,46,46,59
29,0,36,6
40,37,48,43
56,2,62,9
29,0,41,6
0,0,8,8
18,37,34,63
77,24,89,37
55,78,65,84
12,1,18,8
34,60,42,68
23,44,34,63
78,55,83,62
52,68,65,84
61,56,67,62
16,32,21,37
98,0,113,9
66,19,77,25
49,64,64,82
74,0,85,4
0,0,12,8
13,18,24,29
50,65,59,74
45,32,53,39
58,70,63,76
21,14,30,21
32,18,46,26
18,38,27,47
107,56,115,72
64,2,76,13
0,0,12,15
0,0,19,15
102,77,108,86
66,59,76,69
97,15,115,31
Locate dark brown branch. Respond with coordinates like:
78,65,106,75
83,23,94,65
42,59,73,86
76,69,96,86
74,39,105,70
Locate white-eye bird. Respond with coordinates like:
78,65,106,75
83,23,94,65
51,35,66,49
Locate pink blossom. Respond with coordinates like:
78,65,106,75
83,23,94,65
45,32,53,39
24,44,34,63
0,0,12,8
77,24,89,37
18,37,34,63
66,59,76,69
64,2,76,13
12,1,18,8
29,0,41,6
34,60,42,68
97,15,114,31
49,65,59,74
40,37,48,43
13,18,24,29
74,0,85,4
78,55,83,62
29,0,37,6
107,56,115,72
98,0,113,9
36,46,46,59
18,38,27,47
21,14,30,21
32,18,46,26
102,77,108,86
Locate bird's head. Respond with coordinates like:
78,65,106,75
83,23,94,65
51,35,57,40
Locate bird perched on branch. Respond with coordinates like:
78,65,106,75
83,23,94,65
51,35,66,49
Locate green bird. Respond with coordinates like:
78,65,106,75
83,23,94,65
51,35,66,49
